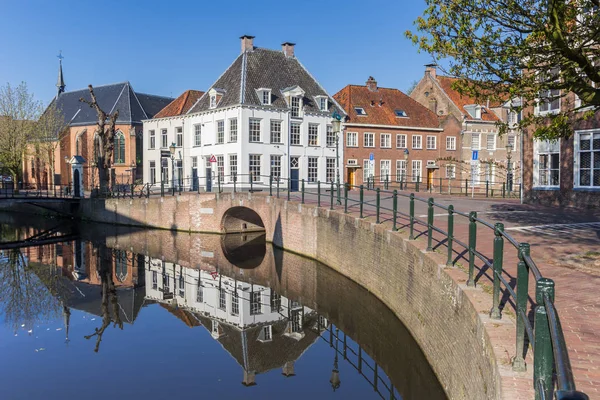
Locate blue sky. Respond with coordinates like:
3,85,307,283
0,0,435,104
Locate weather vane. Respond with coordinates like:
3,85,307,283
57,50,64,61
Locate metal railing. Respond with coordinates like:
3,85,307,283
6,173,588,399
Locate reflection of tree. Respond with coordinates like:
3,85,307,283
84,245,122,352
0,249,62,331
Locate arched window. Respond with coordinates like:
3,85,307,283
115,250,128,282
75,137,81,156
114,131,125,164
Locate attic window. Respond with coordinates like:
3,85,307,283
257,88,272,106
315,96,328,111
210,95,217,109
355,107,367,116
395,110,408,117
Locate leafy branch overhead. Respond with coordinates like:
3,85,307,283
406,0,600,140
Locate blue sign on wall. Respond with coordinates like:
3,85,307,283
369,153,374,161
472,150,479,161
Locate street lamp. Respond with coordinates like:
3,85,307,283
331,113,343,205
169,142,176,195
330,327,341,391
506,144,513,192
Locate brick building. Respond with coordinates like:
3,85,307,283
334,77,460,188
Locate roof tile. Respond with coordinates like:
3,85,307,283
436,76,500,122
154,90,204,119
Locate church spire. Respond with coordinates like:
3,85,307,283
56,51,65,96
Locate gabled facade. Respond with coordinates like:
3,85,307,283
334,77,461,188
143,36,345,191
411,65,521,187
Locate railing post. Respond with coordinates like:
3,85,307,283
269,174,273,196
359,185,364,218
278,176,281,198
233,173,237,193
446,205,454,266
287,176,291,201
409,193,415,240
330,181,334,210
486,180,489,198
376,187,381,223
250,172,253,193
465,179,468,197
490,223,504,319
467,211,477,286
427,197,434,251
502,182,506,198
534,278,555,400
161,180,164,197
439,177,442,194
301,179,305,204
513,243,530,372
416,176,420,192
385,175,389,190
317,181,321,208
131,182,134,199
392,190,398,231
341,183,347,213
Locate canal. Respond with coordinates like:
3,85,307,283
0,215,446,400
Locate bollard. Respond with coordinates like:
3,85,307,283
392,190,398,231
301,179,305,204
502,182,506,198
465,179,468,197
344,183,349,213
317,181,321,207
409,193,415,240
446,205,454,266
427,197,434,251
534,278,555,400
490,223,504,319
330,181,334,210
467,211,477,286
376,188,381,223
486,180,489,197
359,185,364,218
513,243,530,372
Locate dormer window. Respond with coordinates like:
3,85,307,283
291,96,301,117
314,95,328,111
210,95,216,109
257,88,272,106
208,88,225,110
464,104,483,120
281,85,306,119
355,107,367,116
395,109,408,117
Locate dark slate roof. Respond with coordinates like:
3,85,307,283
52,82,173,127
188,48,344,115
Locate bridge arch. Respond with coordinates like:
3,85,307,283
221,206,265,234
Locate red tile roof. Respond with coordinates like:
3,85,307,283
436,76,500,122
334,84,441,128
153,90,204,119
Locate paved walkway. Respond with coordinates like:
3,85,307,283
283,189,600,398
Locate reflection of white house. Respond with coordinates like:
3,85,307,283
142,35,345,191
145,258,328,385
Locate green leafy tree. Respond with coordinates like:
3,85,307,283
406,0,600,140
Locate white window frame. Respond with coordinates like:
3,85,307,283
363,159,374,182
486,134,496,151
308,123,319,146
149,161,156,184
249,154,261,181
347,132,358,147
307,156,318,182
426,135,436,150
326,158,335,183
380,133,391,149
446,136,456,150
535,67,561,115
216,120,225,144
194,124,201,146
395,160,407,182
161,129,168,148
471,133,480,150
364,132,375,148
229,154,238,179
326,125,335,147
249,119,261,143
270,120,282,144
380,160,391,182
209,95,217,109
149,130,155,149
270,154,282,181
229,118,238,143
412,135,422,149
446,164,456,179
533,139,561,188
258,88,271,106
291,96,302,118
411,160,422,182
290,122,301,145
574,130,600,188
396,134,407,149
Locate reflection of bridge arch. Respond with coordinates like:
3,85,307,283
220,232,266,269
221,206,265,234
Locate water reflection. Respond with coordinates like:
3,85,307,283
0,219,447,400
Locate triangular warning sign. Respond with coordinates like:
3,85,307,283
209,155,217,163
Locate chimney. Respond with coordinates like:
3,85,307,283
282,42,295,58
240,35,255,53
366,76,377,92
242,370,257,386
282,361,296,377
425,63,437,79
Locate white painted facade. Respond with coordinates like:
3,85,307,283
143,103,342,191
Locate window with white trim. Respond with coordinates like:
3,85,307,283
229,154,237,178
446,136,456,150
484,163,496,184
507,134,516,150
231,291,239,316
395,160,407,182
380,160,391,182
534,139,560,187
149,130,155,149
216,121,224,144
426,135,436,150
471,133,480,150
270,292,281,312
210,95,217,109
249,119,261,142
308,124,319,146
249,154,261,181
259,89,271,105
380,133,391,148
161,129,168,148
229,118,237,142
216,155,224,182
307,157,318,182
411,160,422,182
446,164,456,179
396,134,407,148
486,134,495,150
270,155,281,181
291,96,301,118
196,282,203,303
250,291,262,315
291,122,301,145
218,288,226,311
149,161,156,184
355,107,367,116
412,135,422,149
347,132,358,147
537,68,561,114
363,159,374,182
261,325,272,341
326,158,335,183
575,131,600,187
151,271,158,290
364,132,374,147
194,124,201,146
270,120,282,143
318,97,328,111
326,125,335,147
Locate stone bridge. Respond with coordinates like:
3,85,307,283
3,192,524,399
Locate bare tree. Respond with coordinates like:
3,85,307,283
79,85,119,195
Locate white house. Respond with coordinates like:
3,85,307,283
143,35,345,191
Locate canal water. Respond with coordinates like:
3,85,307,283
0,216,447,400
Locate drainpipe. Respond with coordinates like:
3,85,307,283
287,111,291,183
